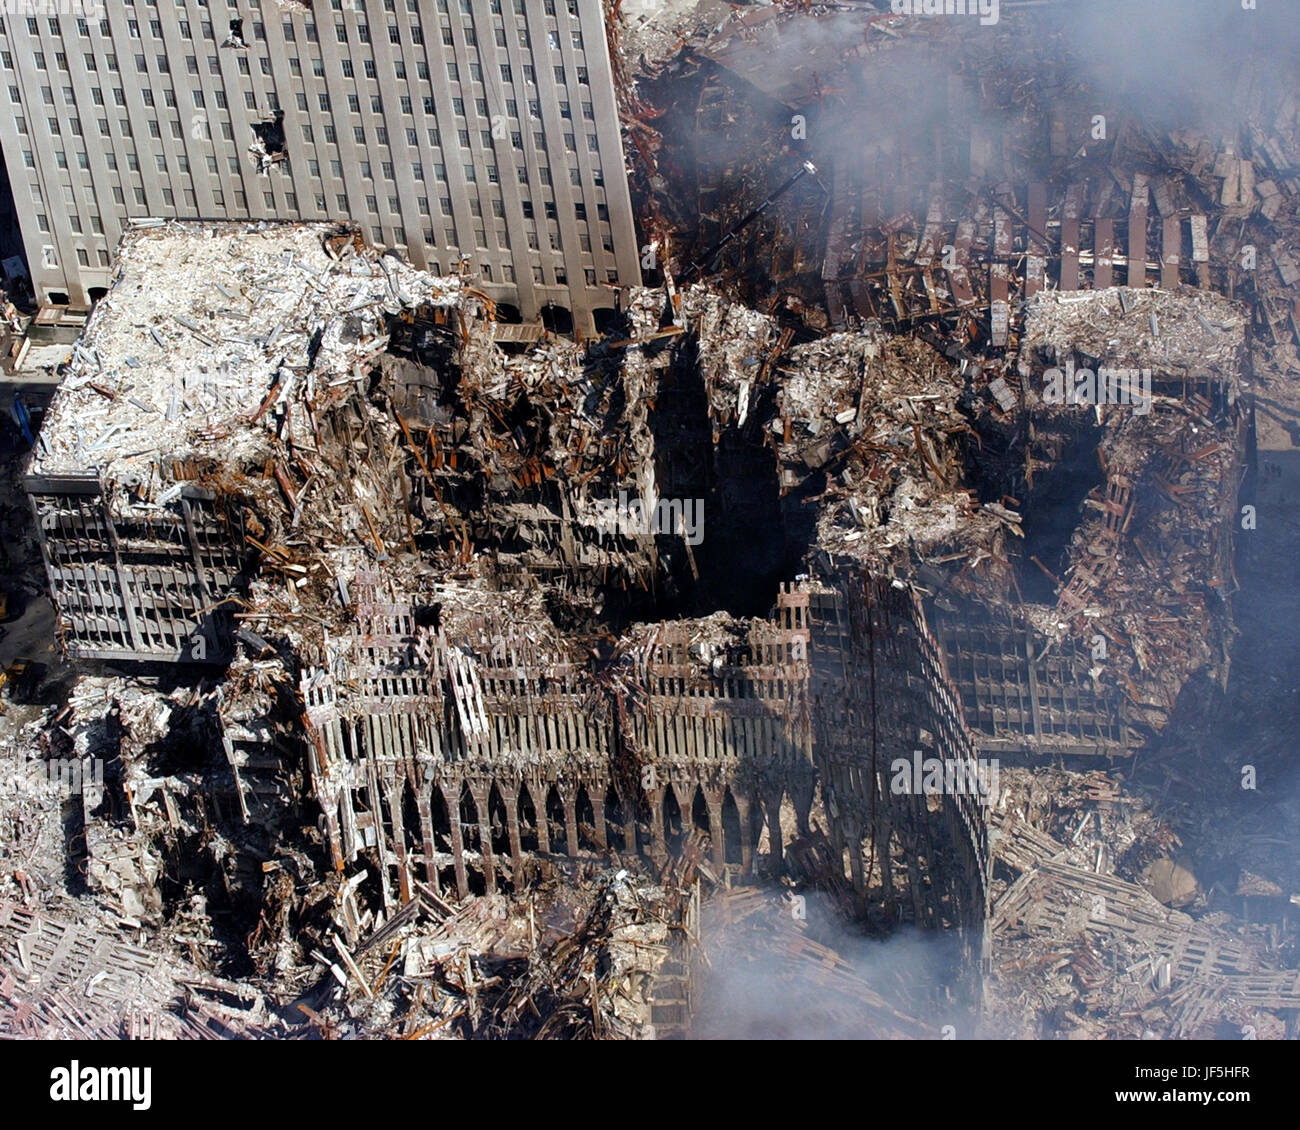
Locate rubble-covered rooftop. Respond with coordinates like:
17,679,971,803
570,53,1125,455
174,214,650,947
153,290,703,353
1021,287,1248,379
30,222,464,484
4,0,1300,1055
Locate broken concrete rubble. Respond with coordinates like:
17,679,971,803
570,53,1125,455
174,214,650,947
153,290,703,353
2,1,1299,1044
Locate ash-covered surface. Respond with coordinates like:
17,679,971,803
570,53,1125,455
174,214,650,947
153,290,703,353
2,1,1300,1045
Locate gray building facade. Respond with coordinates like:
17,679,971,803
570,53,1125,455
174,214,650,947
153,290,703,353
0,0,641,334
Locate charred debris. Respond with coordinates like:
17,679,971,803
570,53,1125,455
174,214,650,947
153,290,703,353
2,3,1300,1040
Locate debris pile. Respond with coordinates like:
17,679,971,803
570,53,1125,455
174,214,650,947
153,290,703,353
4,1,1299,1042
987,769,1300,1039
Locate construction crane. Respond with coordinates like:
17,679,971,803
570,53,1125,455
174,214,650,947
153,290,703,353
679,160,818,283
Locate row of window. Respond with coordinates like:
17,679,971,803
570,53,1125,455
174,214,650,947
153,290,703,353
37,216,616,291
4,13,593,96
16,113,608,219
7,0,582,32
10,69,598,136
15,100,603,171
407,247,614,291
7,12,590,65
306,87,594,120
17,46,592,90
41,160,615,246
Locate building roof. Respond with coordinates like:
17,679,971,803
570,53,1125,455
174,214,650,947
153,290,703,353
28,221,465,488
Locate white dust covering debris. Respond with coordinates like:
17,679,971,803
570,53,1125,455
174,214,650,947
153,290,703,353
1021,287,1247,377
617,0,736,75
30,221,465,487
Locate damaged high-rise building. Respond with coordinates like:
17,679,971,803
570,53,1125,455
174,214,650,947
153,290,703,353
4,0,1300,1048
0,1,639,334
23,219,993,1020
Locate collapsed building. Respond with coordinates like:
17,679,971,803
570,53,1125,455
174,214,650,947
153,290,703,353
18,219,994,1030
626,5,1264,760
5,2,1300,1040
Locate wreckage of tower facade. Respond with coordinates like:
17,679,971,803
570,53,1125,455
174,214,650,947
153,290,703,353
5,3,1300,1042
